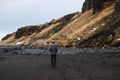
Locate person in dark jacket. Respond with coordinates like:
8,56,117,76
49,42,58,67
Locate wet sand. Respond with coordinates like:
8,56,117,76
0,53,120,80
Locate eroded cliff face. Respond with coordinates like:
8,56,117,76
77,13,120,47
82,0,115,13
0,0,120,48
14,12,79,39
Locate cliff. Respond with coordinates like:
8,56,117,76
0,0,120,48
82,0,115,14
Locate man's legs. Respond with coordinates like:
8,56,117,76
51,55,54,67
51,55,56,67
53,55,56,67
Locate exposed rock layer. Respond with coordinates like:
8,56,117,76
82,0,115,13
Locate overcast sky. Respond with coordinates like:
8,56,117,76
0,0,85,40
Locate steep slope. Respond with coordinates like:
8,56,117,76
0,1,120,47
0,12,81,46
47,4,115,47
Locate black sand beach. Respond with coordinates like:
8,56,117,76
0,52,120,80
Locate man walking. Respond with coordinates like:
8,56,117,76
49,42,58,67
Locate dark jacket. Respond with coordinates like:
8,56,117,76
49,43,58,55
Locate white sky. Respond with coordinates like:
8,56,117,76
0,0,85,41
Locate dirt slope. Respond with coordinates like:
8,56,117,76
0,2,120,47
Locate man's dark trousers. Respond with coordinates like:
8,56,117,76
51,54,56,67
